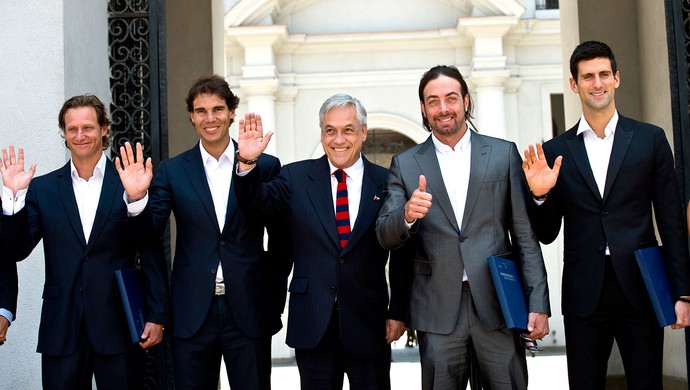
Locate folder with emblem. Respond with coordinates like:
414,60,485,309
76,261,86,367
115,268,146,343
487,255,528,330
634,246,676,327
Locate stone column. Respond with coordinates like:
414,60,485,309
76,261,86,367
231,25,287,156
459,16,517,139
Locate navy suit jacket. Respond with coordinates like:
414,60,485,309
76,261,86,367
234,155,407,359
531,114,690,317
0,256,18,322
146,141,290,340
1,159,168,355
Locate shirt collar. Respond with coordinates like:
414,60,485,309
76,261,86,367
70,152,106,181
199,141,235,165
576,111,619,139
328,154,364,181
431,125,472,155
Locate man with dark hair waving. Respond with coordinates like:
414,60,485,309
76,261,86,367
523,41,690,389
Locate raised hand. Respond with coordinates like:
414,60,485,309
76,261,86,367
115,142,152,202
404,175,433,223
0,145,36,195
237,113,273,163
522,143,562,197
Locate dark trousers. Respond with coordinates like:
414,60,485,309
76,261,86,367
42,324,145,390
564,257,663,390
172,295,272,390
295,307,391,390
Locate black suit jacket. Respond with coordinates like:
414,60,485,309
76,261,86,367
531,114,690,317
234,155,407,359
1,160,168,355
0,258,18,322
146,141,290,340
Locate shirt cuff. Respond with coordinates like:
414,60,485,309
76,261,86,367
235,163,255,176
2,186,26,215
0,308,13,324
124,191,148,217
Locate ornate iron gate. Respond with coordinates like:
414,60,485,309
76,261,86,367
666,0,690,203
665,1,690,387
108,1,170,388
108,0,167,166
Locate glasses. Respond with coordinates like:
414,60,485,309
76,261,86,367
519,333,541,353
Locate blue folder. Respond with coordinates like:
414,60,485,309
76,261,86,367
115,268,147,343
634,246,676,327
487,255,528,330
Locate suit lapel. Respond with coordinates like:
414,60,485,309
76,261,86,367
564,126,602,202
306,156,341,249
344,157,383,253
602,116,634,202
56,162,86,247
183,144,221,234
413,137,460,234
86,160,120,252
461,132,489,232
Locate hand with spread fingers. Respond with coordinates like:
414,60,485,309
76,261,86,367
236,113,273,172
521,143,562,198
115,142,153,202
0,145,36,195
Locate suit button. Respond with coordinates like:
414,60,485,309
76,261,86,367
459,236,467,242
330,286,336,293
83,256,89,261
601,211,609,216
219,241,226,246
338,258,344,264
211,268,217,274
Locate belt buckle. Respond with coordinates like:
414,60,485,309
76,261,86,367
215,282,225,295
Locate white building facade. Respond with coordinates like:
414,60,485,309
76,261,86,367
223,0,566,362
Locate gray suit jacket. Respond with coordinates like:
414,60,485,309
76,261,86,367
376,132,550,334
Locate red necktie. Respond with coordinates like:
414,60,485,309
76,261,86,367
334,169,351,248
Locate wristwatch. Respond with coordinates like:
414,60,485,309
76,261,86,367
235,150,257,165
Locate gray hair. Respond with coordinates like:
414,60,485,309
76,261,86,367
318,94,367,128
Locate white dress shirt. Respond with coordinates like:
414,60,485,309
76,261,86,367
328,156,364,230
576,111,619,255
71,153,107,244
199,142,236,283
432,129,472,281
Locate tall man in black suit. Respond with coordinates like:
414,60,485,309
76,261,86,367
233,94,407,389
0,96,168,389
0,259,18,346
118,75,290,389
523,40,690,389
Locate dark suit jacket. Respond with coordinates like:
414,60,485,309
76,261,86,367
0,259,18,322
531,114,690,317
146,141,289,340
234,155,406,358
376,133,550,334
1,160,168,356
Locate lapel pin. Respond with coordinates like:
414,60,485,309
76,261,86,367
373,195,380,202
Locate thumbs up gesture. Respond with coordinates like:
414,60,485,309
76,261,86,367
404,175,433,223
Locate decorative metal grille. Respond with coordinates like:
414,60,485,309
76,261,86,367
107,1,169,388
107,0,164,166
